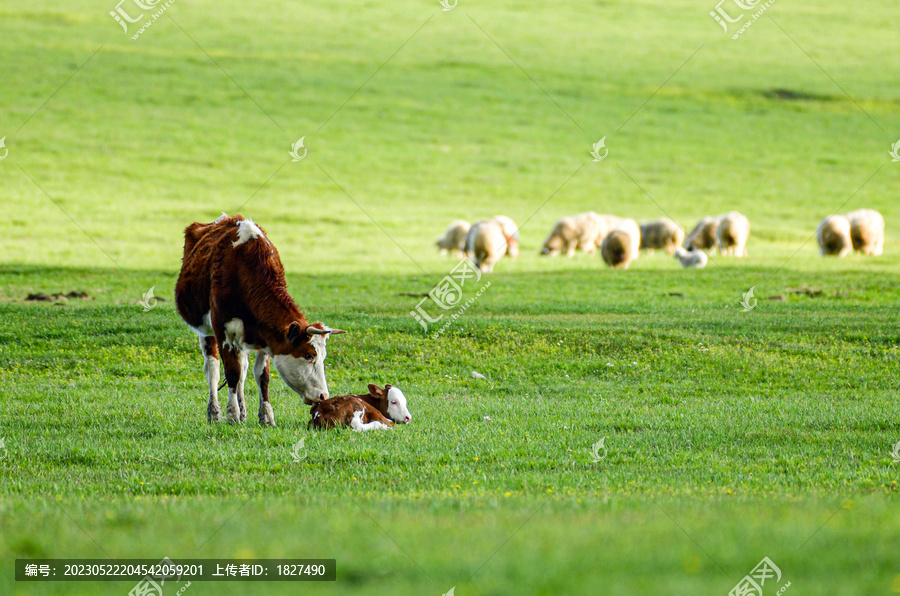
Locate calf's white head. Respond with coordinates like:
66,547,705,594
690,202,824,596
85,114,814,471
272,322,345,405
368,383,412,424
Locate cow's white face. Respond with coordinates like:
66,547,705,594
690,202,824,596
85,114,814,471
272,332,331,405
386,386,412,424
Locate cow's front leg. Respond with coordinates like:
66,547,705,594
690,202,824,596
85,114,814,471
200,336,221,423
221,344,245,425
254,350,275,427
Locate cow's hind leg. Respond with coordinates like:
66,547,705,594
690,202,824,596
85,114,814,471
201,336,222,423
221,344,246,425
254,350,275,427
236,349,249,422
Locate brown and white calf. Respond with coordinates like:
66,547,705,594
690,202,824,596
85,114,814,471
175,213,345,427
308,384,411,431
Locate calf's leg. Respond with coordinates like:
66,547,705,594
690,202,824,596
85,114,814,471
350,406,395,432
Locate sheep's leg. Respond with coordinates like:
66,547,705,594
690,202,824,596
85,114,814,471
201,336,221,423
254,350,275,427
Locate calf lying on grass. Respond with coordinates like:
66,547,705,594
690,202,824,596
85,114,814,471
308,384,411,431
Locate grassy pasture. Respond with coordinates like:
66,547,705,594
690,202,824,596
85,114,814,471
1,0,900,594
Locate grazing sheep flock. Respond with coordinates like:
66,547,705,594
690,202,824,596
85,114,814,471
436,208,885,271
817,209,885,257
540,212,622,256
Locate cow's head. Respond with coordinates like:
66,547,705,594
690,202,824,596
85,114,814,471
272,322,345,405
368,383,412,424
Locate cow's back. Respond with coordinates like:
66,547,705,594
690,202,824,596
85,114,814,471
175,215,240,330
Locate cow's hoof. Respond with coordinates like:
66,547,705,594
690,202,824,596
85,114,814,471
226,400,242,425
207,404,222,423
258,403,275,427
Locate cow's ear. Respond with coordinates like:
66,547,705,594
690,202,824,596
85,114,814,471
367,383,385,398
287,322,305,346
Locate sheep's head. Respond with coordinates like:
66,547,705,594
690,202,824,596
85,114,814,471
368,383,411,424
541,233,564,255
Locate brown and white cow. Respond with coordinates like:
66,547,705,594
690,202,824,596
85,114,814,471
308,384,412,431
175,213,344,426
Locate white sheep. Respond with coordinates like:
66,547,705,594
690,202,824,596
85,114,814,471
601,218,641,269
541,212,622,256
465,219,507,272
846,209,884,255
674,247,708,268
540,216,579,256
436,220,471,258
816,215,852,257
684,216,720,252
716,211,750,257
639,218,685,254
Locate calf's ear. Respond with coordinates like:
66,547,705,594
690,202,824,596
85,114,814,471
367,383,385,397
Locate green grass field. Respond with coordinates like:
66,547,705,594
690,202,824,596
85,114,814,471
2,0,900,594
